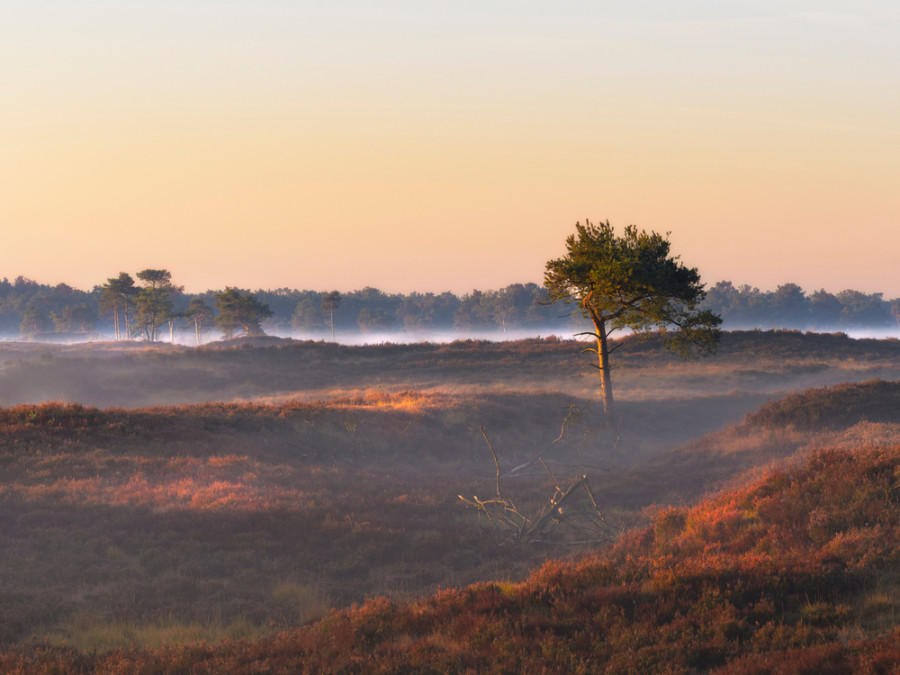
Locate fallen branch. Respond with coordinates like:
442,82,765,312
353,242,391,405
459,428,617,545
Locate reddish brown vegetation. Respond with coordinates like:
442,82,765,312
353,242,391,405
0,394,613,652
746,379,900,431
5,438,900,672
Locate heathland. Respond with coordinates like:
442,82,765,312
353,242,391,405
2,330,900,671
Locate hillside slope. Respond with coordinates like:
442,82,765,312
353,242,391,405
1,389,745,651
5,387,900,672
600,379,900,514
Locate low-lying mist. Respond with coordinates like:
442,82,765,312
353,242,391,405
275,326,571,345
1,330,900,410
2,324,898,348
0,326,573,348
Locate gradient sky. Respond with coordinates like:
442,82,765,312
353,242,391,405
3,1,899,295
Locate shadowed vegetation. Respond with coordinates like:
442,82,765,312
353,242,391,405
745,379,900,431
593,379,900,515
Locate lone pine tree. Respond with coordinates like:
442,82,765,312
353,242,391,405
545,220,721,416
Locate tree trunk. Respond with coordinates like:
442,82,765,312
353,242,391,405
595,319,615,416
583,294,615,419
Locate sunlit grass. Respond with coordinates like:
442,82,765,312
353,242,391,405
328,390,452,412
0,461,324,512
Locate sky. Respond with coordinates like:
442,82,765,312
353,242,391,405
2,1,899,296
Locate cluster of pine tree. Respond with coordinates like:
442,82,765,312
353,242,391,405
0,277,569,342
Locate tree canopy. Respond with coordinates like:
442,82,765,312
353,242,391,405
545,220,721,415
99,272,137,341
135,268,173,289
133,269,180,342
214,288,273,338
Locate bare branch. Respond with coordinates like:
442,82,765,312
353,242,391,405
480,425,502,500
539,457,562,492
461,420,619,545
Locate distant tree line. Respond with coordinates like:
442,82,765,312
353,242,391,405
0,274,897,342
703,282,900,331
0,276,570,342
275,283,562,335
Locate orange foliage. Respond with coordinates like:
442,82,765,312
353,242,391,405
8,441,900,671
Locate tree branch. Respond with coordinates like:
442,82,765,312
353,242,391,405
480,425,502,500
